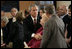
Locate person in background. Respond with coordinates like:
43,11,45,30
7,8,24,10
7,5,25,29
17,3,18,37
65,4,71,48
57,5,67,18
10,11,25,48
6,8,18,43
39,8,45,19
57,5,69,31
1,10,9,47
40,4,67,48
1,16,9,48
24,10,29,18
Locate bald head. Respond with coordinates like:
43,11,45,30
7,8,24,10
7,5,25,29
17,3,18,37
58,5,67,16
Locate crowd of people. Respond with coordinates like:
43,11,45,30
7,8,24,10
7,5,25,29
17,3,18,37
1,4,71,48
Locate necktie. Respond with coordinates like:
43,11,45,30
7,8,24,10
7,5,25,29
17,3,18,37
33,19,37,25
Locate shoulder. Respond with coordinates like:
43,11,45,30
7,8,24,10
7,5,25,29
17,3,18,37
25,15,31,19
23,15,31,21
8,18,13,23
44,16,58,28
63,14,69,19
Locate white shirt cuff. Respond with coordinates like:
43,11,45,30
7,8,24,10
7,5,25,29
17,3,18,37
31,33,35,38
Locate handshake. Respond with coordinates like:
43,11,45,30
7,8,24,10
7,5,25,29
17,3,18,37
34,33,42,40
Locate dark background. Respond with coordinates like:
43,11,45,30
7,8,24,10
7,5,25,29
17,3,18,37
1,1,19,12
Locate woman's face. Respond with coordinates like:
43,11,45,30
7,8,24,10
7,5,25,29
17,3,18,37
40,10,43,17
68,9,71,16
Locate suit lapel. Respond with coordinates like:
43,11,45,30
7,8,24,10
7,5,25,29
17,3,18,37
29,16,34,25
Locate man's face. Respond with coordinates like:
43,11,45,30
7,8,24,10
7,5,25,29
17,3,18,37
11,9,17,17
68,9,71,16
30,6,38,18
58,6,67,16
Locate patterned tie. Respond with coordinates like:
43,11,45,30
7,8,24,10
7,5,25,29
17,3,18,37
33,19,37,25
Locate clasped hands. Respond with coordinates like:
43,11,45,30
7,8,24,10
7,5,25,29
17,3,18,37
34,33,42,40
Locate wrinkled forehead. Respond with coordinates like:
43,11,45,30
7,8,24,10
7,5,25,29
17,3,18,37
59,5,66,10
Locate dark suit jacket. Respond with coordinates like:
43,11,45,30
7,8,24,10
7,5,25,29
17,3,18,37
62,15,69,31
23,15,42,43
6,18,14,42
63,15,71,47
40,15,67,48
12,21,24,41
9,21,24,48
62,15,71,38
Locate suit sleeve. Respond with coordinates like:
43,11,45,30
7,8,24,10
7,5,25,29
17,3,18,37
23,19,32,43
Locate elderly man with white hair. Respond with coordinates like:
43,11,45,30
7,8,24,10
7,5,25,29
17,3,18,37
6,8,18,41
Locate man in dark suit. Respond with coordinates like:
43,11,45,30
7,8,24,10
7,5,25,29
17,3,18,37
10,11,25,48
6,8,18,45
23,5,42,43
40,5,67,48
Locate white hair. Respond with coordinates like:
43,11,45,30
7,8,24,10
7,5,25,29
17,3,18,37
1,16,9,25
11,8,18,13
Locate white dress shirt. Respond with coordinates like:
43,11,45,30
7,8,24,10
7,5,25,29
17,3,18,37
12,17,16,22
60,14,67,19
31,16,37,23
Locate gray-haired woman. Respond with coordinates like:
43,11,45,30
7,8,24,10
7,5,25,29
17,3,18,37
1,17,9,47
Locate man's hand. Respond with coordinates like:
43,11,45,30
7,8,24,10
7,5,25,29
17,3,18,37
66,36,71,44
34,33,42,40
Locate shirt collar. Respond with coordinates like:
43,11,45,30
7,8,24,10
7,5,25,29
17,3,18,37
31,15,37,22
12,17,16,22
60,14,67,19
